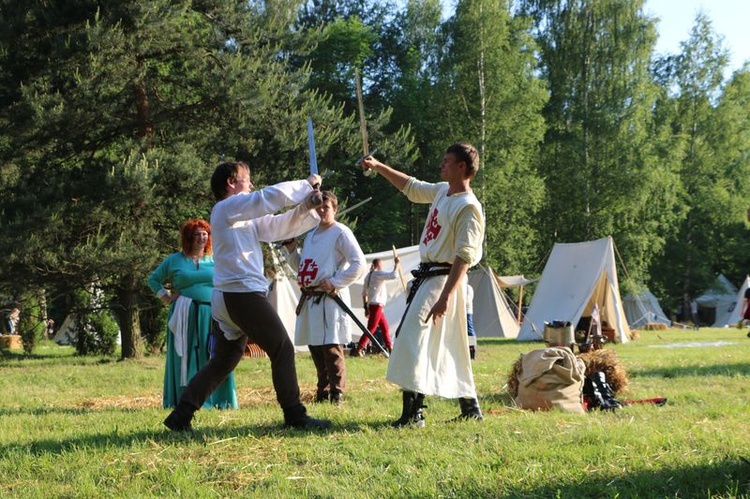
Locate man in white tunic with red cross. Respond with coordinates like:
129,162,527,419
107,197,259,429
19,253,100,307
362,142,485,427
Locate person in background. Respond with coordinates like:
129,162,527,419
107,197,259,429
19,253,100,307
690,299,700,330
362,142,485,427
738,286,750,334
148,219,238,410
163,161,330,432
46,318,55,339
284,191,366,405
7,308,19,335
353,256,401,357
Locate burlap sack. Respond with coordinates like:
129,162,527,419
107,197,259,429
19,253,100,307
514,347,586,414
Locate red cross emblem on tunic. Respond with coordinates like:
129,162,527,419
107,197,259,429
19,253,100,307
297,258,319,287
422,208,441,244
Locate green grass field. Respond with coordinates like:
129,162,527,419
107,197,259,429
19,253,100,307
1,327,748,498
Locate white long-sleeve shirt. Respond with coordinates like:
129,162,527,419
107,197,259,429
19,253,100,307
210,180,320,293
364,268,399,306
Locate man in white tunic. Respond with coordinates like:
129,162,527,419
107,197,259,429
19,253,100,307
164,161,331,431
284,191,366,405
362,143,485,427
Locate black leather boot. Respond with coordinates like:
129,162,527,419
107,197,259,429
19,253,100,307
454,397,484,421
391,391,426,428
164,401,197,432
283,404,331,430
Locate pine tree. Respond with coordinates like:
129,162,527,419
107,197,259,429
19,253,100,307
0,0,346,357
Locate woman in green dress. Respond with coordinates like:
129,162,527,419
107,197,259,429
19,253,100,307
148,219,238,409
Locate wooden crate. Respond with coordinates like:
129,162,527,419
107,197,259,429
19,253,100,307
244,342,267,358
0,334,23,350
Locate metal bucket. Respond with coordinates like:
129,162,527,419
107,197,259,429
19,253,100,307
543,321,574,348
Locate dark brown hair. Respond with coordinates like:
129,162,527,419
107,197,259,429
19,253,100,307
446,142,480,179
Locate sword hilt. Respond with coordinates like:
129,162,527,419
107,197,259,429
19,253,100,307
356,148,378,177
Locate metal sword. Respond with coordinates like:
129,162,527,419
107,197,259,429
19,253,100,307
329,293,389,357
354,69,376,177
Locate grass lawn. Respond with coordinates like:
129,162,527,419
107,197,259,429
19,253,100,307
0,327,748,498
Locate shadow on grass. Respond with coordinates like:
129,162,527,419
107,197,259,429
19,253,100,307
0,406,102,417
474,457,750,498
1,422,364,458
482,391,514,403
631,362,750,379
0,349,115,365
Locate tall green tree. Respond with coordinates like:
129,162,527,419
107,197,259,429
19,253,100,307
521,0,680,286
435,0,548,274
712,66,750,282
294,0,419,251
0,0,346,357
649,14,745,312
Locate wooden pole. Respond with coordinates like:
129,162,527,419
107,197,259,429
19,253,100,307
392,244,407,292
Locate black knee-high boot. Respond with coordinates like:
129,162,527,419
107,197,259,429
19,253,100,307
391,391,426,428
455,397,484,421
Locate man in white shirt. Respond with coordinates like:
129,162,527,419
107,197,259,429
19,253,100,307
164,161,331,432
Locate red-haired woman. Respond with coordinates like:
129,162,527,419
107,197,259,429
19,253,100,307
148,219,238,409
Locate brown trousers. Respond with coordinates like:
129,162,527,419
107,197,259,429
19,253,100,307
308,344,346,397
179,291,301,410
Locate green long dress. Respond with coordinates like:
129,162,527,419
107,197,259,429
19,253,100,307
148,253,238,409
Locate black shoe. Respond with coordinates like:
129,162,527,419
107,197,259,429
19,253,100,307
164,402,196,432
314,390,329,403
391,391,426,428
452,397,484,422
350,346,365,357
283,404,331,430
469,346,476,360
330,392,343,407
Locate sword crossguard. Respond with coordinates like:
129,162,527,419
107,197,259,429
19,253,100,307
356,149,378,177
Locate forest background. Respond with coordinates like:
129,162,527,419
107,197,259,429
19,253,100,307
0,0,748,358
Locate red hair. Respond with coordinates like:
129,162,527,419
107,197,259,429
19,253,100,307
180,219,212,255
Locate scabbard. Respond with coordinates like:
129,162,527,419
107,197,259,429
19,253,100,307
330,293,389,358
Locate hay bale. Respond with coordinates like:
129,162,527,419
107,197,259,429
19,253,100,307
577,349,628,394
0,334,22,350
628,328,640,341
643,323,667,331
507,355,523,399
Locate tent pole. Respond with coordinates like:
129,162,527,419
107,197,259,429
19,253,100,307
517,286,523,325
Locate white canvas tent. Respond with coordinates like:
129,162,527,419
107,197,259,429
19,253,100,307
694,274,738,327
623,289,672,328
52,313,77,345
468,266,520,338
52,313,122,346
517,236,631,343
268,244,521,344
709,275,749,327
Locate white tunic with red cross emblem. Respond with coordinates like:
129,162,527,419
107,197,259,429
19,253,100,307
289,222,366,346
386,178,485,399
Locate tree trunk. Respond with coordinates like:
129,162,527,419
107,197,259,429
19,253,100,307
115,274,142,360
